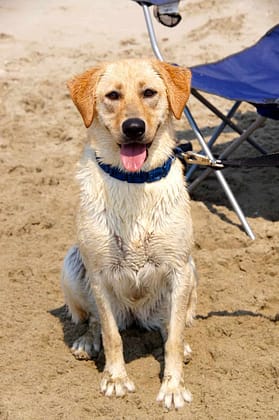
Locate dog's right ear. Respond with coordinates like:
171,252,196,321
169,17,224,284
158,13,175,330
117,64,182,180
67,66,104,128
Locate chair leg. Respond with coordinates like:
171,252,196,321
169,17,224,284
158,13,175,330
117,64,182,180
191,90,268,154
188,114,267,191
184,106,256,240
215,171,255,240
216,115,266,160
142,3,164,61
186,101,241,181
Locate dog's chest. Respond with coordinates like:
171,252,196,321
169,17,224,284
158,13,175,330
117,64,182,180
113,230,159,267
105,231,173,306
105,188,178,266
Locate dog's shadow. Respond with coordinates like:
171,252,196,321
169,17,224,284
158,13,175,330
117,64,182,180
50,305,166,378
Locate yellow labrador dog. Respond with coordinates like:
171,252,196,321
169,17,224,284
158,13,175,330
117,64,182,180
61,59,197,410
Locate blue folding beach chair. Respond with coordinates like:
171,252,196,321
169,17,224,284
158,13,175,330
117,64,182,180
132,0,279,239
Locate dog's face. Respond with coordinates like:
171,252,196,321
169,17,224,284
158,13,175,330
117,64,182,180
68,59,191,171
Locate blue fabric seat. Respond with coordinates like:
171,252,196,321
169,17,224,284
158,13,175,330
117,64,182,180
190,25,279,120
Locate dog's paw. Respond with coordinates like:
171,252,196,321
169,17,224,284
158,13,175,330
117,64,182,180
100,371,136,397
71,333,100,360
183,342,192,363
156,376,192,409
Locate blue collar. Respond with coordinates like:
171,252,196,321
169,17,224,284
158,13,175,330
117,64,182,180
96,155,175,184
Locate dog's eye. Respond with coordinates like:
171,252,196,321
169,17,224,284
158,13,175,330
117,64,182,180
143,89,157,98
105,91,120,100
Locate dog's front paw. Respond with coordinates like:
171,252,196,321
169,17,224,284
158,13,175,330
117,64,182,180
100,371,136,397
156,376,192,409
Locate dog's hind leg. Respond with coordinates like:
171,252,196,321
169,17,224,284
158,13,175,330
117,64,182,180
61,245,101,359
159,321,192,365
71,316,101,360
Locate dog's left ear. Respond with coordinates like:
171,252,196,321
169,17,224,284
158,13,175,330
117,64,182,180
153,61,192,119
67,65,104,128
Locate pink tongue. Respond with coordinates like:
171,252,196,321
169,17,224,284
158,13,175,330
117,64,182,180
120,143,147,172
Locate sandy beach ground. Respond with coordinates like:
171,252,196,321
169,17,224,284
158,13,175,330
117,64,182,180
0,0,278,418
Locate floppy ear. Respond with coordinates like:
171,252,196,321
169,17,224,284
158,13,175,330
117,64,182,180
152,61,192,119
67,65,104,128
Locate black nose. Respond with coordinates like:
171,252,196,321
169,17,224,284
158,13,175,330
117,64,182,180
122,118,145,140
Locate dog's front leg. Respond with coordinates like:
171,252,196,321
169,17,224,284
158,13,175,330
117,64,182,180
91,279,135,397
157,264,193,410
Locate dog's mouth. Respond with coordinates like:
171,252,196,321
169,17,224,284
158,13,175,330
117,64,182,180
119,142,151,172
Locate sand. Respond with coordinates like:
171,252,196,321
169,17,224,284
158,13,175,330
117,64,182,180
0,0,278,418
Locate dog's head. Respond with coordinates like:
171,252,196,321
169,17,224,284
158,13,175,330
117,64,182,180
67,59,191,172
